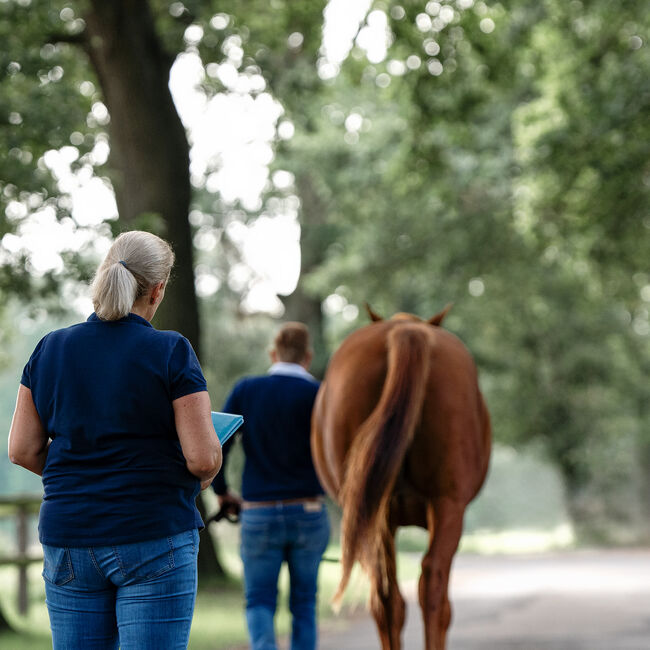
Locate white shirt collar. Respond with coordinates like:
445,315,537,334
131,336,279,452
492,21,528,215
268,362,316,381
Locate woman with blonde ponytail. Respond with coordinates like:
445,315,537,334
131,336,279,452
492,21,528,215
91,230,174,321
8,230,222,650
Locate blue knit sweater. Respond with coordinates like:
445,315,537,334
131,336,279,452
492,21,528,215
212,367,324,501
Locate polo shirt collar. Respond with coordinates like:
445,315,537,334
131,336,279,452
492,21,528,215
87,312,153,328
268,362,315,381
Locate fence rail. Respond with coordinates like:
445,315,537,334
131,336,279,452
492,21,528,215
0,494,42,616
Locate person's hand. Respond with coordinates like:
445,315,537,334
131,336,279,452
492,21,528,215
200,477,215,491
218,491,242,517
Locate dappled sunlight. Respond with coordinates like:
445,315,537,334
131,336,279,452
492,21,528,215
321,0,372,66
1,207,110,276
171,48,283,210
221,214,301,307
459,524,575,555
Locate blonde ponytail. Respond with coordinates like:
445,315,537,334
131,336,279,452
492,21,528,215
91,231,175,321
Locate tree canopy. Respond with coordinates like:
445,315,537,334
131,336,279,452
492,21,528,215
1,0,648,542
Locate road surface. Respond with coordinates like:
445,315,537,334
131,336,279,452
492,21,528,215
317,550,650,649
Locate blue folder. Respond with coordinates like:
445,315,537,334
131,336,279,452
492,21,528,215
211,411,244,445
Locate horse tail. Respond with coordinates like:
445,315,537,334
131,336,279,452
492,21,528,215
334,323,432,606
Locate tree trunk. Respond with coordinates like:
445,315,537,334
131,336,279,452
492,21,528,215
195,492,225,580
0,605,10,630
635,436,650,543
281,173,331,377
82,0,223,577
252,4,331,376
282,288,326,377
83,0,198,349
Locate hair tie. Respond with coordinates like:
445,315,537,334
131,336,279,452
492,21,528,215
118,260,129,270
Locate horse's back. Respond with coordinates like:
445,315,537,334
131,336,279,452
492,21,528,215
313,319,489,503
408,326,490,503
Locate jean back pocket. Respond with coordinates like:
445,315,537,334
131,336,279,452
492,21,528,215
42,545,74,586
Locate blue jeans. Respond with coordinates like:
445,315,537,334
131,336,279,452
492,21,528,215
42,528,199,650
240,502,330,650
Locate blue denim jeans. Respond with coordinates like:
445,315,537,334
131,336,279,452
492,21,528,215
240,502,330,650
42,528,199,650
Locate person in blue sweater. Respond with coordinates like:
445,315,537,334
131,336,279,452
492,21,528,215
213,322,329,650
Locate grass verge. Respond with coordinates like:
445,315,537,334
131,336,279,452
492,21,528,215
0,543,417,650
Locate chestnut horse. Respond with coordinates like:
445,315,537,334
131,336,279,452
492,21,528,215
311,306,491,650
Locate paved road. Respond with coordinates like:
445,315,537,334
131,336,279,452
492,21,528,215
317,550,650,649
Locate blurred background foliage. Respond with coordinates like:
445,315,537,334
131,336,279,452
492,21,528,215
0,0,648,552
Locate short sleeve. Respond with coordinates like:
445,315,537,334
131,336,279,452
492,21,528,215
222,383,242,416
168,336,207,400
20,335,48,390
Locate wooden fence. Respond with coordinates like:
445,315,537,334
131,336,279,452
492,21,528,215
0,494,42,616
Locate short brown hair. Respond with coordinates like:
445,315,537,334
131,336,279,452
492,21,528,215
273,322,311,363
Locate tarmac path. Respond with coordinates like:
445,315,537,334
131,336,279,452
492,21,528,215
317,550,650,650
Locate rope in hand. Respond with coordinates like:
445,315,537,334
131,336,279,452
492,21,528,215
205,507,240,525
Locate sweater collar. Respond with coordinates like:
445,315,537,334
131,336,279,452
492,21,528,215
268,362,315,381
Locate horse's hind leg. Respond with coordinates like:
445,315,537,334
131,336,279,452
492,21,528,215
369,529,405,650
419,498,464,650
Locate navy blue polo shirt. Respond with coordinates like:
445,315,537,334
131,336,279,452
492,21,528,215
21,312,207,547
212,367,324,501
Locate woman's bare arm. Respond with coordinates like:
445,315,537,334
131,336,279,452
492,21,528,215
173,391,222,489
8,385,49,476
